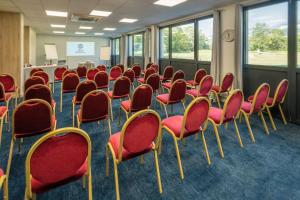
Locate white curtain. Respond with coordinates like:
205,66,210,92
210,10,221,85
120,34,128,67
234,4,243,89
144,28,151,67
150,25,159,65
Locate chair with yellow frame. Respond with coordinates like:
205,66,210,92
60,72,80,112
159,65,174,82
94,71,109,90
6,99,56,178
137,67,156,84
24,127,92,200
77,90,112,136
0,74,19,107
186,68,207,88
29,68,44,76
211,73,234,108
24,76,45,92
106,110,163,200
162,97,211,180
123,69,135,90
162,70,185,91
86,68,100,81
208,89,244,158
0,168,8,200
240,83,270,138
186,75,213,99
32,71,51,90
0,84,9,146
77,65,88,78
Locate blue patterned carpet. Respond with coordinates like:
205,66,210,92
0,81,300,200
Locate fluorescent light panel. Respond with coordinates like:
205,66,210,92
53,31,64,34
94,33,104,36
51,24,65,28
119,18,138,23
154,0,187,7
90,10,112,17
104,28,116,31
75,32,86,35
79,26,93,30
46,10,68,17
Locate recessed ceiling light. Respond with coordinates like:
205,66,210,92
154,0,187,7
75,32,86,35
94,33,104,36
53,31,65,34
104,28,116,31
90,10,112,17
119,18,138,23
79,26,93,30
51,24,66,28
46,10,68,17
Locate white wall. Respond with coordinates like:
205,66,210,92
29,27,36,65
36,34,110,68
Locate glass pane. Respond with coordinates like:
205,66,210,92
298,1,300,67
115,38,120,55
246,2,288,66
198,18,213,62
172,23,194,59
128,35,133,56
134,34,143,56
160,27,169,58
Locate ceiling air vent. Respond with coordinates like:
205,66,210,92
70,14,102,23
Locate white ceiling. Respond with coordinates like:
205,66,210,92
0,0,241,37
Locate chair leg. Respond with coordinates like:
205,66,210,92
6,137,15,178
212,91,221,108
77,116,80,128
32,193,36,200
106,145,110,177
201,130,211,165
243,113,255,143
72,103,75,127
266,106,277,131
172,137,184,180
113,160,120,200
108,119,112,136
88,168,93,200
153,149,163,194
0,117,3,147
233,119,243,148
110,99,114,121
211,122,224,158
181,100,186,111
259,111,269,135
3,176,8,200
140,155,145,165
60,90,63,112
278,104,287,125
163,105,168,118
82,175,86,189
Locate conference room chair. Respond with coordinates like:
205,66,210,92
62,69,77,78
116,64,125,73
24,76,45,92
60,73,80,112
6,99,56,178
160,66,174,82
77,91,112,136
106,110,163,200
0,86,9,146
137,67,156,84
72,80,97,127
208,89,244,158
108,76,131,121
77,66,88,78
53,67,67,93
156,79,187,118
0,74,19,107
240,83,270,139
162,70,185,91
86,68,100,81
0,168,8,200
123,69,135,90
29,68,43,77
24,127,92,200
146,73,161,98
109,66,122,82
162,97,211,180
211,73,234,108
151,64,159,73
186,68,207,88
97,64,106,71
132,64,142,80
144,62,154,72
186,75,213,99
32,71,50,90
94,71,109,90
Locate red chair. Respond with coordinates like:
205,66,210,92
0,85,9,146
6,99,56,177
62,69,77,78
72,80,97,126
86,68,100,81
186,69,207,88
32,71,50,87
0,168,8,200
60,73,80,112
77,91,112,135
151,64,159,73
132,65,142,79
25,127,92,200
186,75,213,99
162,97,211,179
117,64,125,73
77,66,88,78
106,110,163,200
146,73,161,96
208,89,244,158
109,66,122,82
212,73,234,108
123,69,135,90
30,68,44,76
97,64,106,71
160,66,174,82
137,67,156,84
108,76,131,121
145,62,153,71
24,76,45,92
162,70,185,91
156,79,186,117
94,71,109,90
240,83,270,139
0,74,19,107
54,67,67,82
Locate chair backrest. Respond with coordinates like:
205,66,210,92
62,73,80,92
146,73,160,92
76,66,87,78
80,91,110,122
0,83,5,102
110,66,122,79
97,65,106,71
86,68,99,80
151,64,159,73
13,99,53,137
54,67,67,80
181,97,210,139
0,74,16,92
30,68,44,76
112,76,131,97
169,79,187,103
117,110,161,161
221,73,234,92
198,75,213,96
221,89,243,123
24,76,45,92
132,65,141,77
162,66,174,80
144,67,156,81
117,64,125,73
194,69,207,84
273,79,289,105
251,83,270,113
131,84,153,112
123,69,135,83
75,80,97,103
32,71,49,85
171,70,185,83
25,84,53,106
145,63,153,70
62,70,77,78
94,71,109,89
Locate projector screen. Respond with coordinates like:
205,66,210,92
67,42,95,56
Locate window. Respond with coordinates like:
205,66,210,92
244,2,288,66
171,23,194,59
128,35,133,56
298,1,300,67
112,38,120,56
160,27,169,58
198,17,213,62
133,34,143,56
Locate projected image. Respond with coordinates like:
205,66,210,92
67,42,95,56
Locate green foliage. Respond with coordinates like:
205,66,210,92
172,26,194,53
198,30,210,49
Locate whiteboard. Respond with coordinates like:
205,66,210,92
100,47,111,60
44,44,58,60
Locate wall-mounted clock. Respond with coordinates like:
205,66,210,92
222,29,235,42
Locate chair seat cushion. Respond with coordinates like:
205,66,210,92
77,109,108,123
107,91,128,99
241,101,252,114
156,94,169,104
186,89,198,97
248,95,274,106
0,106,7,117
209,107,223,124
121,100,131,112
137,78,145,83
212,85,220,93
162,82,171,89
6,86,17,93
109,77,117,81
109,132,152,161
